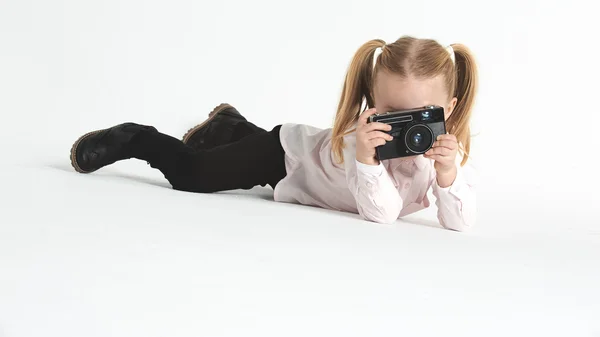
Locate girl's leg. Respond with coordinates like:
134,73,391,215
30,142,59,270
131,125,285,192
70,122,286,192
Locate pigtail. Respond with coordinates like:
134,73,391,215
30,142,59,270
331,39,386,164
448,43,478,166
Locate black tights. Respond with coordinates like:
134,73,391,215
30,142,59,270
127,124,286,192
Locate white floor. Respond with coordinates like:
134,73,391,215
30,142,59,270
2,0,600,334
1,150,599,337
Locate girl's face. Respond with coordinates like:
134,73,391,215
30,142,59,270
373,71,457,121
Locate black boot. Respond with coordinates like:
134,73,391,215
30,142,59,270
70,122,158,173
181,103,263,151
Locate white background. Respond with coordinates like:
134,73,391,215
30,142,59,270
1,0,599,336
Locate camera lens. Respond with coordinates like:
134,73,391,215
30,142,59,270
404,124,433,153
412,133,423,145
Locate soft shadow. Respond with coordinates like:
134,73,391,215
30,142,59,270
218,187,275,201
44,162,445,223
46,162,74,173
109,172,172,189
399,216,442,229
45,162,172,189
45,162,274,196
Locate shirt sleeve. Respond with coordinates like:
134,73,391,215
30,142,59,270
346,159,403,224
431,157,478,231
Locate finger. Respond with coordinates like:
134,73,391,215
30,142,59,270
433,147,451,156
357,108,378,126
366,131,394,141
432,140,458,150
424,154,445,162
436,134,457,142
425,146,451,156
361,122,392,133
369,138,387,148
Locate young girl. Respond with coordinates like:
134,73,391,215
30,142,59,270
69,35,478,231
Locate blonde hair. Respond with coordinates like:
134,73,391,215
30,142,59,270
331,36,478,167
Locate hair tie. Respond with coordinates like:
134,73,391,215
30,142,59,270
373,45,385,69
446,45,456,64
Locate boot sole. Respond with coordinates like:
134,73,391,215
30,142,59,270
69,128,106,173
181,103,236,144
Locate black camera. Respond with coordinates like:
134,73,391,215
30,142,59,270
368,105,446,161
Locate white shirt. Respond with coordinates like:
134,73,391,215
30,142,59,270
273,123,478,230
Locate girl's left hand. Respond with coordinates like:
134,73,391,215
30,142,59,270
424,134,458,180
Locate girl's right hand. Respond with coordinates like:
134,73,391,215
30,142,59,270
356,108,393,166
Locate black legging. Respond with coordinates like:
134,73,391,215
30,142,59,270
126,123,286,193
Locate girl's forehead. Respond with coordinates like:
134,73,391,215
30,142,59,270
374,72,449,110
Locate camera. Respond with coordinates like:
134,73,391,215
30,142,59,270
368,105,446,161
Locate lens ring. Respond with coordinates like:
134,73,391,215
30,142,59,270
404,124,434,153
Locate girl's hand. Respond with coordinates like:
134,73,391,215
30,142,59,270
424,134,458,187
356,108,393,166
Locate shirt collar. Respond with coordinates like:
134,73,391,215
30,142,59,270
388,154,430,173
413,154,430,171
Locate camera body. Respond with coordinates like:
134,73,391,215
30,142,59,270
368,105,446,161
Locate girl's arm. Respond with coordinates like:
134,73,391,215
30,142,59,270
424,134,478,231
431,157,478,231
344,109,403,224
343,155,403,225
